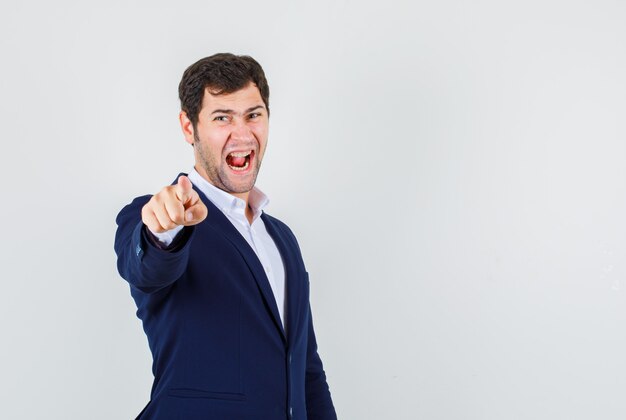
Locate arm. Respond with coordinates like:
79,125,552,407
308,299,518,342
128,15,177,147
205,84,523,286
113,175,207,293
305,305,338,420
114,195,196,293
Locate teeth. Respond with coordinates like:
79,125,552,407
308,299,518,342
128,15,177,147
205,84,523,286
228,160,250,171
229,151,251,158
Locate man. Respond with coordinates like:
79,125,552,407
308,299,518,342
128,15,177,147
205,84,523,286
114,53,337,420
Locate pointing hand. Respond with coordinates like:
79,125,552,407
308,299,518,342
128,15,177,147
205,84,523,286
141,175,208,233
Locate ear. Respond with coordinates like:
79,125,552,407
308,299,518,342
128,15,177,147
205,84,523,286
179,111,195,145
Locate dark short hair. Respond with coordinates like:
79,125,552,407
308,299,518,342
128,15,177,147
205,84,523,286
178,53,270,126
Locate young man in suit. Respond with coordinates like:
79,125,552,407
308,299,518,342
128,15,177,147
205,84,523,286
114,53,337,420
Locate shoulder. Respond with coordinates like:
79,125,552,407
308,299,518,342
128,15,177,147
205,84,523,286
262,212,294,236
261,211,286,228
262,212,304,254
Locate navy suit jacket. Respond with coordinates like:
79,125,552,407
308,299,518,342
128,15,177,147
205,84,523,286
114,175,337,420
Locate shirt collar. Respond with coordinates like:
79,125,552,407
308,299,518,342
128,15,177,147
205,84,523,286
187,168,270,223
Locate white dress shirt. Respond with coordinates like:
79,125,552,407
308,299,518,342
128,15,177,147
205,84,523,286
149,169,287,329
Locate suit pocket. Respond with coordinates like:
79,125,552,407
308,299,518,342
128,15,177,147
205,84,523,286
168,388,247,401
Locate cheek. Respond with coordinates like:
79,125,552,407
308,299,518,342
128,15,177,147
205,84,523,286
254,127,269,147
203,135,228,156
197,140,223,163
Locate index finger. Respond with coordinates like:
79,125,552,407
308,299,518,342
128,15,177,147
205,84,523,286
175,175,193,203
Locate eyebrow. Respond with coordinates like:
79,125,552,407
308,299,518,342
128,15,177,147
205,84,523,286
210,105,265,115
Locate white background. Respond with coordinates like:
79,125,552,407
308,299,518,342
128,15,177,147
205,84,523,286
1,1,625,419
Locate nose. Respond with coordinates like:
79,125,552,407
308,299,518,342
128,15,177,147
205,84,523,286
230,117,253,141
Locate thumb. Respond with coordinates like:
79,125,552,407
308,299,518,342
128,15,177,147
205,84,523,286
184,201,208,224
175,175,193,203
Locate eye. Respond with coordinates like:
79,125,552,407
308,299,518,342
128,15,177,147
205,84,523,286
248,112,261,120
213,115,229,122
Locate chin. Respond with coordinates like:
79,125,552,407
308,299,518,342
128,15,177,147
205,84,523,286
221,175,257,194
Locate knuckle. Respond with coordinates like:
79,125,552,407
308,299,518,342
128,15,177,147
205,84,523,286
166,206,184,224
142,207,154,222
157,186,175,200
146,221,162,233
152,194,164,205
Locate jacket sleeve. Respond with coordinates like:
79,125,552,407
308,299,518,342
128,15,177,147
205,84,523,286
114,195,196,293
305,304,338,420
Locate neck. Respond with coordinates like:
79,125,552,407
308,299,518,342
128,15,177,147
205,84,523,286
194,165,254,223
230,190,250,204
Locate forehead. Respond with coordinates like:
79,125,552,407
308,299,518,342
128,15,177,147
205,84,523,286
200,82,264,112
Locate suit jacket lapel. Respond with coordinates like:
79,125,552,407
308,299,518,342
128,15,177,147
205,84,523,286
193,184,287,344
261,213,302,347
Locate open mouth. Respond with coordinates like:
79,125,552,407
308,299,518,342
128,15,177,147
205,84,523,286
226,150,254,172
